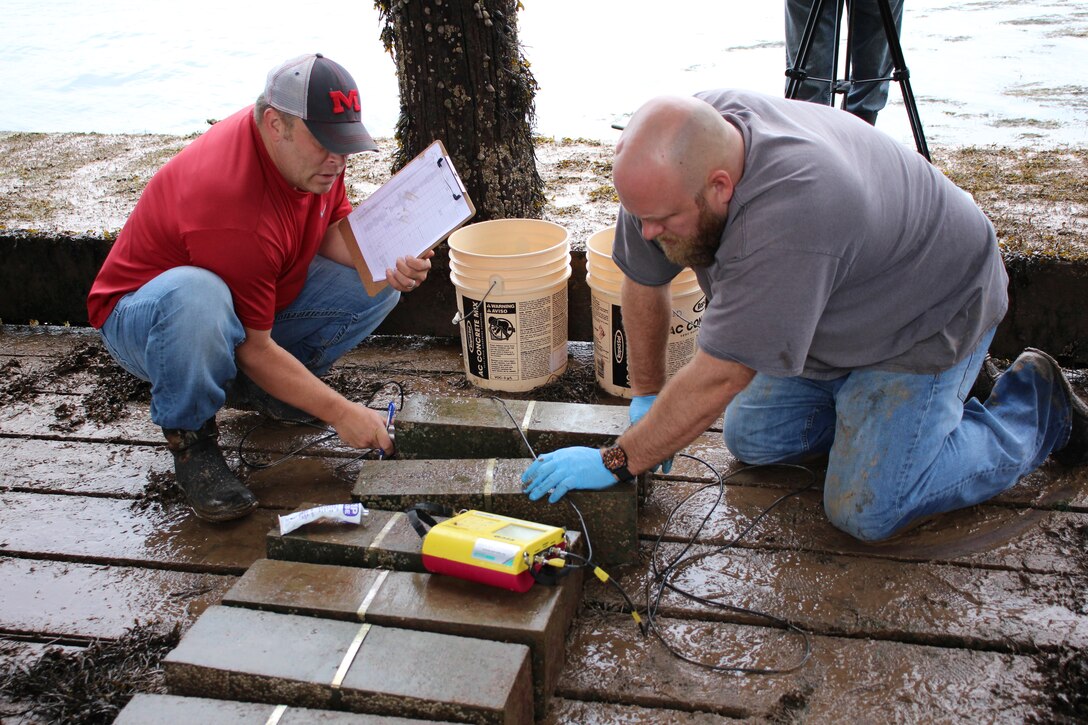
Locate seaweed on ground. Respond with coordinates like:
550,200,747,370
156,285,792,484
1031,647,1088,723
0,621,180,725
0,338,150,424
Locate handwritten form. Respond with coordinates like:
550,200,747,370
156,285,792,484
344,141,474,282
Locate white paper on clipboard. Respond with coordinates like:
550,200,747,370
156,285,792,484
343,140,474,284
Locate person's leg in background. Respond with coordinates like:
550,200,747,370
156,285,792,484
785,0,839,106
842,0,904,124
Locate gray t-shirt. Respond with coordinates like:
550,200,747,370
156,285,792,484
613,89,1008,379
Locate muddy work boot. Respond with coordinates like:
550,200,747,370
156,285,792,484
224,373,315,423
1023,348,1088,467
163,419,259,521
968,354,1002,403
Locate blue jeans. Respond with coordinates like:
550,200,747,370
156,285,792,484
99,255,399,431
723,328,1072,541
785,0,904,120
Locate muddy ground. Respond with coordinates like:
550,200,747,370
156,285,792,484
0,131,1086,261
1,329,1087,722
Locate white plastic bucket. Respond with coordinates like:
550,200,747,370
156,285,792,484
449,220,572,392
584,226,706,398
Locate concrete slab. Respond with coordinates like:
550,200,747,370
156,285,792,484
0,557,234,641
558,612,1043,721
115,693,452,724
164,605,533,724
352,458,638,565
0,490,274,574
586,541,1087,652
542,698,741,724
642,479,1088,574
394,396,628,459
267,508,432,571
224,558,583,717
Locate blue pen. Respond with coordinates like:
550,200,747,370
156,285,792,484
379,401,396,459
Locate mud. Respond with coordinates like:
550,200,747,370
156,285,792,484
0,337,150,425
1032,648,1088,722
0,622,179,725
130,469,189,516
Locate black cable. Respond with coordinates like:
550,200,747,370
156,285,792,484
487,393,814,673
563,550,646,635
489,395,594,566
643,455,815,674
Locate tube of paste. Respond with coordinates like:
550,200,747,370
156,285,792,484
278,503,368,536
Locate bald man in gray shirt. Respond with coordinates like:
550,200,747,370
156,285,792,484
522,89,1087,542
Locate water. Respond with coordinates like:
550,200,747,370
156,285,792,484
2,0,1086,148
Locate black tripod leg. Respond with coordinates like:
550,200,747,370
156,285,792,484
786,0,831,100
876,0,930,160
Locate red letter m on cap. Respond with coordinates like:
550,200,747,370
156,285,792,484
329,90,360,114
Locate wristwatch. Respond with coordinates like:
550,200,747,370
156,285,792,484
600,444,634,482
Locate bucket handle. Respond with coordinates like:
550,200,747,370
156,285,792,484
451,279,499,326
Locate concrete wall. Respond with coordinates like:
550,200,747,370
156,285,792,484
2,231,1084,365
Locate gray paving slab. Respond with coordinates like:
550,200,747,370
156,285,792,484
224,558,583,716
394,396,628,459
115,693,453,724
267,507,431,571
352,458,638,564
164,605,533,724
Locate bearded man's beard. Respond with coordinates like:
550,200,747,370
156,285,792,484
658,194,726,267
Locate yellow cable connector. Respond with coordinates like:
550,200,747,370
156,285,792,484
594,566,609,583
631,611,643,625
544,558,566,568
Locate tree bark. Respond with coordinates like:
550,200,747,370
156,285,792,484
376,0,545,221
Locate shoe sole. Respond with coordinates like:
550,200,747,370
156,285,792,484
191,498,259,522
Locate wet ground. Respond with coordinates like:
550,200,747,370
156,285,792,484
1,326,1086,722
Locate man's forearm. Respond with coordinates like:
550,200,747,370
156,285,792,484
618,350,755,475
235,333,350,423
621,276,671,395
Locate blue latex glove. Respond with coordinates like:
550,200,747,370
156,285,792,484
629,394,656,426
521,447,618,504
628,394,673,474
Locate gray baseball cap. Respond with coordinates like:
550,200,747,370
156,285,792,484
264,53,378,155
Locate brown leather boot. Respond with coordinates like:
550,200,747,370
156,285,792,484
162,418,259,521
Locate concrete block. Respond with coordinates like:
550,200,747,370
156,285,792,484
115,692,450,723
394,397,628,460
352,458,638,565
164,606,533,725
267,508,432,572
224,558,583,717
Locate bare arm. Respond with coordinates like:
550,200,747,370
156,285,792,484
235,328,392,452
617,349,755,474
621,276,672,395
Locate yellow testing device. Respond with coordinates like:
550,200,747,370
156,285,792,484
420,510,567,592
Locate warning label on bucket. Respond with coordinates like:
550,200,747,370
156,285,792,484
591,292,705,397
459,290,569,391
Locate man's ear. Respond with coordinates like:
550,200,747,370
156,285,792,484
707,168,736,208
262,108,287,141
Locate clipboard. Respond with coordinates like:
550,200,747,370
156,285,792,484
339,140,476,296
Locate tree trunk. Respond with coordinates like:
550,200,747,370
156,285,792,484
376,0,545,221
